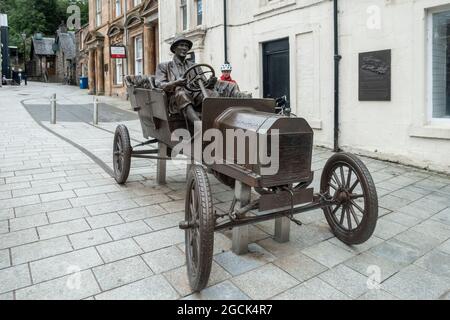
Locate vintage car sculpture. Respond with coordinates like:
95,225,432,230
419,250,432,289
114,64,378,292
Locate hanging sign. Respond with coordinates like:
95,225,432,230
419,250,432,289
111,45,127,59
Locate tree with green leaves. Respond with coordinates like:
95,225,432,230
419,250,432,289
1,0,88,53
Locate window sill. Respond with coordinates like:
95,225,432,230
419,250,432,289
254,0,296,18
409,124,450,140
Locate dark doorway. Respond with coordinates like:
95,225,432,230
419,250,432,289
263,38,290,101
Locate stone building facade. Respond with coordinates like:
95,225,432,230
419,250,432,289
75,24,90,86
54,24,77,84
160,0,450,174
85,0,159,97
29,34,56,82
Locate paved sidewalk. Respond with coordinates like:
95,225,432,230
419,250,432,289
0,83,449,300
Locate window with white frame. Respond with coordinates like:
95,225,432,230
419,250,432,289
134,0,142,7
196,0,203,26
180,0,188,31
96,0,102,27
115,59,123,85
429,9,450,119
115,0,121,17
135,36,143,76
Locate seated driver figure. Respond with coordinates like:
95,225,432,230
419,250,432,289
155,36,218,124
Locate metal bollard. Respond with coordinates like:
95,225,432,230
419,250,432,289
93,97,99,125
50,93,56,124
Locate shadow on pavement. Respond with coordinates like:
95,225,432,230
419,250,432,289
22,103,138,123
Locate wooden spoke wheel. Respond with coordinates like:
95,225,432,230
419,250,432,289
320,153,378,245
185,165,215,292
113,125,132,185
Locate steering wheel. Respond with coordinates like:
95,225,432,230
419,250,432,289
182,64,216,93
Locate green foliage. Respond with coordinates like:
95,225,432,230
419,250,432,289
1,0,88,51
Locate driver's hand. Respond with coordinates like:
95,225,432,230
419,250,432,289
206,76,218,89
173,78,187,87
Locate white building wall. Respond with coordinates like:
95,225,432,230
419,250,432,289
158,0,450,173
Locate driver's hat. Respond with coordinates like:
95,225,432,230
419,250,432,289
170,35,193,53
220,63,232,72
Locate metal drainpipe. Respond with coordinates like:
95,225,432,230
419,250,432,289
124,0,129,76
333,0,342,152
223,0,228,64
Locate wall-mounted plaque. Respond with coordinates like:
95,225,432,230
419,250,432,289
359,49,391,101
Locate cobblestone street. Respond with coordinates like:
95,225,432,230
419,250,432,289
0,83,449,300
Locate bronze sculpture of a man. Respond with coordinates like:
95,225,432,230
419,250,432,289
155,36,218,124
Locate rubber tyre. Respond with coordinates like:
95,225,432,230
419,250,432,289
185,165,215,292
113,125,132,184
320,152,378,245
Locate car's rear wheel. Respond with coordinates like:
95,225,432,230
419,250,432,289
113,125,132,184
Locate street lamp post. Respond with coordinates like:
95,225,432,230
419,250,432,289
21,32,27,85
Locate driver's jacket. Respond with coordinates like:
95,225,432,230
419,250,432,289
155,56,208,114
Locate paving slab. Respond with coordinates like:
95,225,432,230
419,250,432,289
93,256,153,291
344,252,401,282
119,205,167,222
30,247,103,283
411,220,450,242
357,289,399,300
373,218,409,240
318,264,370,298
164,262,231,297
382,211,422,228
134,227,185,253
302,241,355,268
86,199,139,216
394,229,442,255
0,250,10,270
95,275,179,300
231,264,299,300
14,200,72,218
107,220,152,240
9,214,49,232
15,270,101,300
0,209,14,221
327,236,384,255
370,239,423,267
47,207,90,224
439,239,450,255
11,236,73,265
141,246,186,274
69,229,112,250
0,228,38,250
272,277,349,300
37,219,91,240
382,265,450,300
273,252,327,283
214,243,276,276
432,208,450,226
0,264,31,294
414,249,450,278
183,281,250,300
96,238,143,263
0,292,14,300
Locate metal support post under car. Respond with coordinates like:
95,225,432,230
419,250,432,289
232,181,250,255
